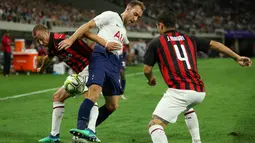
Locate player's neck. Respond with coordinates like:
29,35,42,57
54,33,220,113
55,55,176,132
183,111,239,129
120,13,126,25
163,28,176,33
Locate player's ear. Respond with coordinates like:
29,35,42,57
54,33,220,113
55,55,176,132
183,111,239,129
126,5,131,11
160,23,164,31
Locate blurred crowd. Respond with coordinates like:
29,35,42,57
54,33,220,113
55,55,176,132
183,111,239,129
0,0,254,33
143,0,254,32
0,0,96,28
0,0,153,31
109,0,255,32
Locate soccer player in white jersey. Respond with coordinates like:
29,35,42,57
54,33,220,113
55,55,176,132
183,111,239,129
58,0,145,142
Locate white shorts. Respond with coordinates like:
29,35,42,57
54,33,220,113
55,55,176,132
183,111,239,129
152,88,205,123
62,66,89,92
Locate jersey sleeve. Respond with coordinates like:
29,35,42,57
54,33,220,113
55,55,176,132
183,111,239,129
94,11,114,28
143,38,159,66
192,36,211,53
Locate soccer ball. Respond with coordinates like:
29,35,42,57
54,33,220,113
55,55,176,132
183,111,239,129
64,74,85,95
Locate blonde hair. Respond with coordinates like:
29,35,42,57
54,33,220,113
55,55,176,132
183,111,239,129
32,24,49,36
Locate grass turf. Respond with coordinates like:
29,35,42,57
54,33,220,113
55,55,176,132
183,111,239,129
0,58,254,143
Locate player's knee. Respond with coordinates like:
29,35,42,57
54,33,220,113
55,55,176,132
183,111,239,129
52,92,68,102
87,85,102,102
83,91,88,98
52,93,62,102
89,85,102,94
148,119,166,128
106,104,118,112
148,120,156,128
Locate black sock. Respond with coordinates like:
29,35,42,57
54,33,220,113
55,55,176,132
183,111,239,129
121,79,126,93
77,98,94,129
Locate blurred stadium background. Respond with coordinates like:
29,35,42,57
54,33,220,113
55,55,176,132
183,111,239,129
0,0,254,143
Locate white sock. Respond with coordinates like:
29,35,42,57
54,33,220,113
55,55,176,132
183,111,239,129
87,102,99,133
149,125,168,143
50,102,65,136
184,109,201,143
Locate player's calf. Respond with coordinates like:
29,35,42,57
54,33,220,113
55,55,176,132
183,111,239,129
95,103,118,127
184,109,201,143
39,88,71,141
104,95,120,111
105,103,118,112
77,85,101,130
148,116,168,143
95,96,119,126
49,88,70,137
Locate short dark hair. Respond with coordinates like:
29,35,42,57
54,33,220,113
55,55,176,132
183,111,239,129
156,10,176,28
128,0,146,11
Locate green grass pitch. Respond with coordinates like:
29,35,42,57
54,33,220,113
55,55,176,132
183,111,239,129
0,58,254,143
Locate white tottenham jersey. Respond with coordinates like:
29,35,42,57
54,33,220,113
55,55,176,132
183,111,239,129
94,11,129,55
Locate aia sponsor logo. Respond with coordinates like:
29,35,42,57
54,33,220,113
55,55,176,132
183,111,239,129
114,31,124,43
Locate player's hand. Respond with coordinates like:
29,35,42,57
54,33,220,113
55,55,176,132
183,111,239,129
236,56,252,67
58,39,73,50
105,42,121,51
148,76,156,86
36,67,44,74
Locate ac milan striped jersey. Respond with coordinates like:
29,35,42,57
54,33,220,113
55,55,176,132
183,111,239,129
144,30,210,92
48,33,92,73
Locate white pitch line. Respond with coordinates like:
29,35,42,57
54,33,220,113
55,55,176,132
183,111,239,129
126,69,159,77
0,88,59,101
126,72,144,77
0,70,157,101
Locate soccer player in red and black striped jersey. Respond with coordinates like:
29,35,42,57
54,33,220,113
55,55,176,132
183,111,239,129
32,24,120,143
144,11,252,143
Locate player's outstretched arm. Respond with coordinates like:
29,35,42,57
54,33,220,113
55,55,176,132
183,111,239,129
37,55,53,73
144,65,156,86
84,31,121,51
144,38,158,86
58,20,96,50
209,40,252,67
